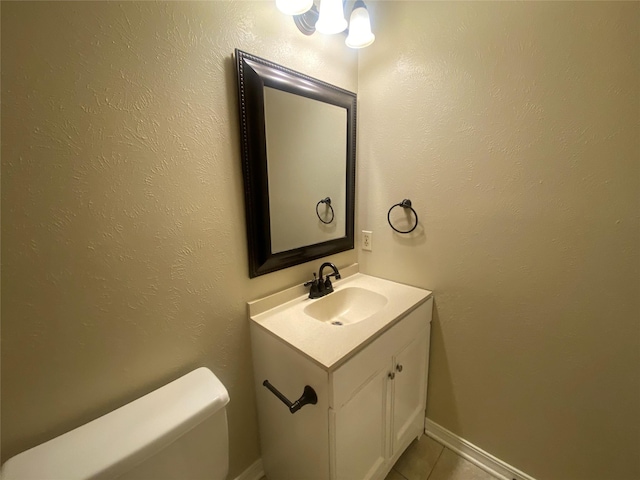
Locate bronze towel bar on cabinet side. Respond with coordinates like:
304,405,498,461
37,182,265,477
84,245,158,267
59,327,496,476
262,380,318,414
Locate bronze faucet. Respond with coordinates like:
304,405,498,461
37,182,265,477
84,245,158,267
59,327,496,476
304,263,341,299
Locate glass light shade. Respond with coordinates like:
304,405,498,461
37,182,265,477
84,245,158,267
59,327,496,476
315,0,347,35
276,0,313,16
345,4,375,48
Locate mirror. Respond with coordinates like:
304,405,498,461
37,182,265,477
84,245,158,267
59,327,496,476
235,50,356,278
264,86,347,253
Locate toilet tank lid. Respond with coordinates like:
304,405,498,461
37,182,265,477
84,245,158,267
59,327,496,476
1,367,229,480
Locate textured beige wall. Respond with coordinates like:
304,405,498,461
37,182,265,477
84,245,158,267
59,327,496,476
357,2,639,480
1,2,356,476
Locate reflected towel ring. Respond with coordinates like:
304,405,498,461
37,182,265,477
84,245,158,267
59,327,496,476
387,199,418,234
316,197,335,224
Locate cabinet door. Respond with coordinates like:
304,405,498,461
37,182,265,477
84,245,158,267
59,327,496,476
391,328,429,454
331,368,390,480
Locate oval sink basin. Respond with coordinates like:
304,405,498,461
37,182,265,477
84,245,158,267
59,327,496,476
303,287,388,325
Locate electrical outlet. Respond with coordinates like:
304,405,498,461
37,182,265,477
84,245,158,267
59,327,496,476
362,230,372,251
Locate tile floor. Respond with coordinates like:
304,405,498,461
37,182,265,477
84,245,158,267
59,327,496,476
386,435,499,480
259,435,500,480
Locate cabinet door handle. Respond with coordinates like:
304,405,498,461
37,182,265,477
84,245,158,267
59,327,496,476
388,372,395,380
396,364,403,373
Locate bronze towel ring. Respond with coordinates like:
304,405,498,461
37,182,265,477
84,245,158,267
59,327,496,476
316,197,335,224
387,199,418,234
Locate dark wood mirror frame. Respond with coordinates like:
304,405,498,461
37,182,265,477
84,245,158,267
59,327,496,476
235,49,356,278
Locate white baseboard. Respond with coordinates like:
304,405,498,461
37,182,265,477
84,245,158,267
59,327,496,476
234,421,536,480
232,458,264,480
424,418,536,480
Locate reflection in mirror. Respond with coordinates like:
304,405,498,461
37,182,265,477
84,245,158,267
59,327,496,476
235,49,356,277
264,86,347,253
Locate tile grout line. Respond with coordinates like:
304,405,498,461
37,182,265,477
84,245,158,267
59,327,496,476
425,445,446,480
391,466,409,480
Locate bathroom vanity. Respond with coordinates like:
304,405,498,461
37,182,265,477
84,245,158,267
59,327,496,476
249,269,432,480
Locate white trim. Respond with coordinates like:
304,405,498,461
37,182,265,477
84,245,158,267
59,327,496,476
424,418,536,480
232,458,264,480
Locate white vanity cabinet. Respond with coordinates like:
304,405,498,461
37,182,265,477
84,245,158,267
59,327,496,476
330,300,431,480
250,282,432,480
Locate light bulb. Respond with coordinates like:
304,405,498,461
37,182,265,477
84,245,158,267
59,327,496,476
276,0,313,16
345,0,375,48
315,0,347,35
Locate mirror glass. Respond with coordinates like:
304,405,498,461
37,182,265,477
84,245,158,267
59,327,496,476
235,49,356,277
264,86,347,253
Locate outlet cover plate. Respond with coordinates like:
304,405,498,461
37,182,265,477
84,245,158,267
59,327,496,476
362,230,372,251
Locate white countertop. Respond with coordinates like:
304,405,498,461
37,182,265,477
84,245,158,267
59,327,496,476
249,273,432,370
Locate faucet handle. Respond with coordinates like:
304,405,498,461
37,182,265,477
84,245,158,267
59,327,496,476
323,276,335,294
304,273,322,299
303,272,318,287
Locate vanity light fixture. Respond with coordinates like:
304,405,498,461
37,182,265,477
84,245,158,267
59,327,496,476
315,0,348,34
279,0,375,48
345,0,375,48
276,0,314,16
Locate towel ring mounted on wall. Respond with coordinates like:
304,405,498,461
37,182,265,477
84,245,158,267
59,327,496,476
316,197,335,224
387,199,418,234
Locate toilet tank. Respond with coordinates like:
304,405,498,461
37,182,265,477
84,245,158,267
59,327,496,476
1,367,230,480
